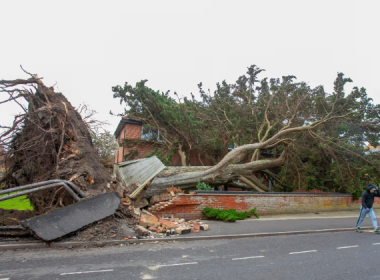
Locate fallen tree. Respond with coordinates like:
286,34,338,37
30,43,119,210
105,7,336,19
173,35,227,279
1,65,379,210
114,65,380,195
0,69,111,214
146,154,284,196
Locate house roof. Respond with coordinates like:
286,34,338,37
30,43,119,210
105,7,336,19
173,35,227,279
114,118,143,137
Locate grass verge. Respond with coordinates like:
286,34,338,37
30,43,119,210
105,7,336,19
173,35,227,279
0,193,34,210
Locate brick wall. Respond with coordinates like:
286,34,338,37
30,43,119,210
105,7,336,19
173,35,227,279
115,123,143,163
150,193,379,220
124,123,142,139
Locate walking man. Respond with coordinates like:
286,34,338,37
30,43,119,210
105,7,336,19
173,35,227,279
356,184,380,233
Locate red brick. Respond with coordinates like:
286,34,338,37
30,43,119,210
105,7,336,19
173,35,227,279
148,193,371,220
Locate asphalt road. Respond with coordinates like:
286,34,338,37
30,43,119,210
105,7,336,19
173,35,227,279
1,230,380,280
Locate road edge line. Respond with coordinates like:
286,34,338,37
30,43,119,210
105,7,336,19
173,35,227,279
0,227,372,250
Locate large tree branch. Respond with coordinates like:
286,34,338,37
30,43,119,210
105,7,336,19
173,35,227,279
238,176,264,192
151,113,346,187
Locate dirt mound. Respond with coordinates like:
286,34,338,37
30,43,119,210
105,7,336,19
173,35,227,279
0,209,35,225
68,216,136,242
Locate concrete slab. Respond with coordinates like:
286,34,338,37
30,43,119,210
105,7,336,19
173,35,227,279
21,192,120,241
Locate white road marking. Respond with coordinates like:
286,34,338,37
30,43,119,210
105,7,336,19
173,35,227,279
337,245,358,249
0,278,10,280
60,269,113,275
373,243,380,245
155,262,198,268
232,256,265,260
289,250,317,254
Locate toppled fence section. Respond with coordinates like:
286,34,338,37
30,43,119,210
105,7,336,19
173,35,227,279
114,156,165,196
114,156,165,208
0,180,85,202
21,192,120,241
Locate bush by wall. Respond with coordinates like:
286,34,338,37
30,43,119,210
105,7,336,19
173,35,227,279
196,181,214,191
203,207,259,222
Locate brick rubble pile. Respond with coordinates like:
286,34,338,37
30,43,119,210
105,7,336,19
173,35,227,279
134,187,209,238
136,211,209,238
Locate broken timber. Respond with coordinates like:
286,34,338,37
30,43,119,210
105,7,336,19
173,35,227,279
114,156,165,199
21,192,120,241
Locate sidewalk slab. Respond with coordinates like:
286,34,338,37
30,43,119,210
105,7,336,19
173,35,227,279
168,217,374,238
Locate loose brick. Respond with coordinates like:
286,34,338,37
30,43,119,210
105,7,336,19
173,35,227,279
200,224,209,231
139,213,159,228
160,219,178,229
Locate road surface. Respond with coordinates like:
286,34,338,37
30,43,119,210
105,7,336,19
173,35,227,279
1,230,380,280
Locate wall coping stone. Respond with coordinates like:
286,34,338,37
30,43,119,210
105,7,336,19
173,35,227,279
192,191,353,197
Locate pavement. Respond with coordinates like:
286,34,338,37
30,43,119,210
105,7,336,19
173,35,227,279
1,209,379,250
170,208,380,238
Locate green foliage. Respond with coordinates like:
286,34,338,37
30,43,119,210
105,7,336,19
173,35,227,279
196,181,214,190
0,193,34,210
352,188,363,201
124,149,138,161
145,145,179,166
203,207,259,222
91,130,118,168
113,65,380,193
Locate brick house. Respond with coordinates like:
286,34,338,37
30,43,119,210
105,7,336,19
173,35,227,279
114,118,212,166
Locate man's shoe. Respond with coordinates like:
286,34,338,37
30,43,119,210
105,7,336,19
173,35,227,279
356,228,363,233
374,229,380,234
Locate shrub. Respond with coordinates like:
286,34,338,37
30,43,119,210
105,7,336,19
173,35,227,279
196,181,214,191
202,207,259,222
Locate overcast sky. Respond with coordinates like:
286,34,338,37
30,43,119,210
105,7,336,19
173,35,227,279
1,0,379,134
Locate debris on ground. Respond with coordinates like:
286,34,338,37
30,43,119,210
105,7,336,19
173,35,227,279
21,192,121,241
147,186,183,212
137,211,210,237
114,157,165,196
134,225,151,236
0,225,29,236
69,216,136,242
128,188,211,237
200,224,209,231
0,209,34,226
1,155,211,243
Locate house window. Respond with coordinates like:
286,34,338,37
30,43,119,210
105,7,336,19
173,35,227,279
141,125,165,142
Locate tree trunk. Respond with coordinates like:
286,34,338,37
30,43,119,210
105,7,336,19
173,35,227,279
245,174,272,192
177,143,187,166
145,153,285,196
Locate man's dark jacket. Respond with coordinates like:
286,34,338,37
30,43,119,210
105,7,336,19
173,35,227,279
361,184,380,209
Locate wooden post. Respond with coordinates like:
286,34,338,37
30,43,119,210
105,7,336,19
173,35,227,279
133,180,151,207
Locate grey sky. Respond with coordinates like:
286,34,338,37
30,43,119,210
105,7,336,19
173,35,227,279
1,0,379,134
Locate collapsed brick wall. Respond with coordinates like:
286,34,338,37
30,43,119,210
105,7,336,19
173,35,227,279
149,193,378,220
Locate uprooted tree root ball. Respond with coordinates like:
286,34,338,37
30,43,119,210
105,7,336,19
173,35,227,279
0,69,112,214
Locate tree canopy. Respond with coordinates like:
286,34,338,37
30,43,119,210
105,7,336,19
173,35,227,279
112,65,380,195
